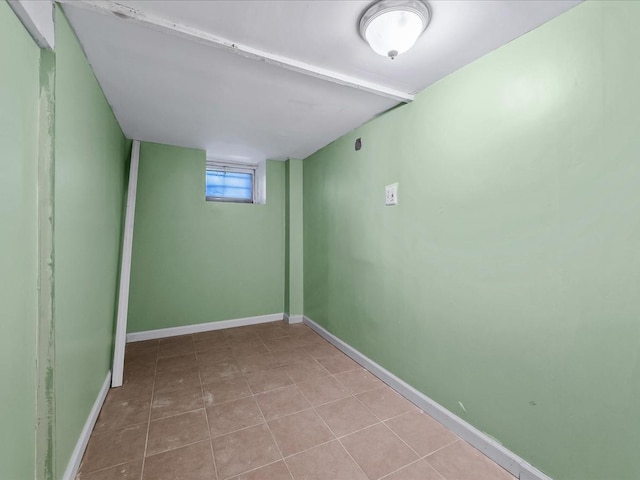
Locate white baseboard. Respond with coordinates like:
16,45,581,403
62,371,111,480
303,316,553,480
126,313,285,342
284,313,303,324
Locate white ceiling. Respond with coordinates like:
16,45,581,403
62,0,581,162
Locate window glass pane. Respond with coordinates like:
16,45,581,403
206,170,253,201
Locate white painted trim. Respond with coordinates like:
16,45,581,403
112,140,140,388
8,0,55,49
126,313,285,343
284,313,303,325
62,371,111,480
303,316,553,480
57,0,413,103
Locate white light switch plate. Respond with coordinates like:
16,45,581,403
385,183,398,206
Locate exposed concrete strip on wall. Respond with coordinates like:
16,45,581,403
36,49,56,480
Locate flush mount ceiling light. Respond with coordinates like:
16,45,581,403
359,0,431,60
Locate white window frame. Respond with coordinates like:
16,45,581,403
205,160,257,204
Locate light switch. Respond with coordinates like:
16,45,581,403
385,183,398,206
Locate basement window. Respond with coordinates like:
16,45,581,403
205,160,256,203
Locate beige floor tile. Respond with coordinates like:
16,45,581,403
159,335,193,345
142,440,216,480
426,440,515,480
206,396,265,438
236,352,281,375
199,360,242,384
304,343,340,359
254,385,311,421
381,459,443,480
154,368,201,394
334,368,383,395
82,322,512,480
212,424,281,479
197,347,235,366
230,460,293,480
316,354,359,374
229,460,292,480
315,396,378,437
286,440,368,480
268,409,334,457
76,460,142,480
255,326,291,340
156,353,198,375
123,361,156,381
146,409,210,456
193,331,227,351
158,336,195,358
230,342,270,358
93,394,151,434
125,339,158,354
193,330,226,342
284,358,329,383
296,376,350,406
78,424,147,474
262,337,296,352
245,368,293,394
271,348,312,366
356,386,415,420
224,327,259,340
341,424,418,480
202,377,252,407
109,366,155,402
151,385,204,420
385,410,457,457
124,342,158,365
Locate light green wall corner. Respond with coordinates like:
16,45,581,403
303,2,640,479
54,9,128,478
0,2,40,478
285,158,304,316
128,143,286,332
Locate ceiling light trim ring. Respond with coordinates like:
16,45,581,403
359,0,431,59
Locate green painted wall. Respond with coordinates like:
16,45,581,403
54,10,128,478
303,2,640,479
128,143,285,332
0,2,40,478
285,159,304,316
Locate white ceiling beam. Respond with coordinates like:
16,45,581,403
57,0,414,103
9,0,55,49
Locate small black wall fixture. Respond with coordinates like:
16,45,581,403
355,138,362,151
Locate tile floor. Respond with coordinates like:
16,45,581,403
76,321,515,480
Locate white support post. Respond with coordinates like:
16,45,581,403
111,140,141,388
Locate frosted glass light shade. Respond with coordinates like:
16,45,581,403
359,1,430,59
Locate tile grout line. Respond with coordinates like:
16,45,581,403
121,325,469,480
137,344,159,480
219,325,289,479
310,397,373,480
223,458,288,480
197,343,221,480
423,437,461,459
256,399,296,480
349,389,437,476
